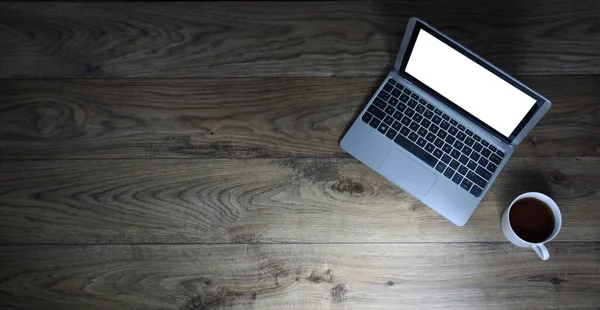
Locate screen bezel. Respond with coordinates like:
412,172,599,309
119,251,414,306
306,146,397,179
398,21,545,143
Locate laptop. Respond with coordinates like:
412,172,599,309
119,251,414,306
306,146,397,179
340,18,551,226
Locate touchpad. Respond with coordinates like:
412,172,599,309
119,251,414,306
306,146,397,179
381,149,437,196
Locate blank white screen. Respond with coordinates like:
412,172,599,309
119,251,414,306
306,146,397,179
405,29,536,137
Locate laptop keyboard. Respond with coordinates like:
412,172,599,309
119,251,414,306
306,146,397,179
362,78,505,197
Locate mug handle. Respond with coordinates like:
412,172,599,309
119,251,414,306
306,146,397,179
533,244,550,260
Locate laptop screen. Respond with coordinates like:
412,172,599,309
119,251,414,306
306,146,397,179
402,27,539,141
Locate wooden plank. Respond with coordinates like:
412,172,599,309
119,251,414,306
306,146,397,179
1,76,599,159
1,157,598,245
2,1,600,78
1,243,598,309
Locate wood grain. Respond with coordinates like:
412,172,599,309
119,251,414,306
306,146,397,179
1,157,598,245
2,1,600,78
1,243,599,309
1,75,599,160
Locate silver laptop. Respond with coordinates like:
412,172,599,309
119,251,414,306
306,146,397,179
340,18,551,226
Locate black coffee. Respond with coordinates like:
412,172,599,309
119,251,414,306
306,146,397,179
509,198,555,243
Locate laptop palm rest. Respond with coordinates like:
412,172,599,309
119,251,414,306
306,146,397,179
381,149,437,196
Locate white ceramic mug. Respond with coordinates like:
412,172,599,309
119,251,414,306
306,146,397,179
502,192,562,260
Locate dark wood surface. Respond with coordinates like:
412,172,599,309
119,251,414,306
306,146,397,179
1,1,600,309
2,1,600,78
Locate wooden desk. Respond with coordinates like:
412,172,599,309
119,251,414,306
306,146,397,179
1,2,599,309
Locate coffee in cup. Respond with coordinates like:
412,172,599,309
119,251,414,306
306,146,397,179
502,192,562,260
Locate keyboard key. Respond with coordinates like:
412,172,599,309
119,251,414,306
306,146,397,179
470,185,482,197
393,111,403,120
458,165,468,175
392,121,402,130
416,105,425,113
373,98,387,109
419,98,427,105
460,179,473,191
453,140,464,150
396,102,406,111
424,110,433,119
362,112,373,123
417,137,427,147
466,171,487,188
418,127,428,137
489,145,497,152
458,124,465,131
433,148,443,158
473,134,481,142
442,144,452,153
475,166,492,181
393,134,437,168
378,123,389,134
432,115,442,124
400,126,410,136
489,153,502,165
487,162,498,173
497,150,505,158
401,116,411,126
442,114,450,121
389,97,399,106
434,138,444,148
450,149,461,159
394,84,403,91
426,133,436,142
388,79,397,85
408,132,418,142
464,137,475,146
386,129,397,139
465,129,473,136
473,142,483,152
421,119,431,128
444,167,455,179
470,152,480,161
407,99,417,108
426,103,435,110
369,118,381,128
409,122,419,131
445,135,456,144
456,132,466,141
481,140,489,147
384,115,394,125
461,145,473,156
461,146,472,156
434,108,442,115
400,94,410,102
383,83,394,92
413,114,423,122
450,159,460,169
467,160,477,170
425,143,435,153
442,154,452,164
411,93,419,100
429,124,439,134
437,130,447,139
391,88,402,97
448,126,458,135
481,148,491,158
440,121,450,130
435,162,447,173
380,91,391,101
449,119,458,126
405,109,415,117
385,105,395,115
459,155,469,165
452,173,463,185
478,157,489,167
368,105,386,120
404,88,412,96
